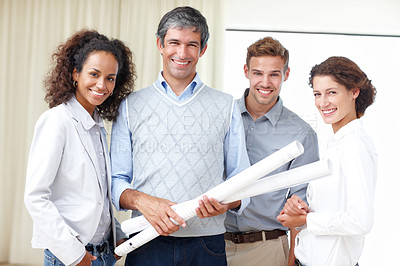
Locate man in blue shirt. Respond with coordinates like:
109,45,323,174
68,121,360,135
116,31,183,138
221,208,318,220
110,6,249,266
224,37,319,266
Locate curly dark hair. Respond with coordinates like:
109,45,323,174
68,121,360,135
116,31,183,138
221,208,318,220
44,28,136,121
309,56,376,118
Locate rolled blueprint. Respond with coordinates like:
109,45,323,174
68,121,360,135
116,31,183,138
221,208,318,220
120,141,304,235
115,141,304,256
222,159,332,203
121,159,332,235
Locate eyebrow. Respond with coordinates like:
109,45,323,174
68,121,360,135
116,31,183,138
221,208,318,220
166,38,200,45
89,68,117,76
251,69,281,73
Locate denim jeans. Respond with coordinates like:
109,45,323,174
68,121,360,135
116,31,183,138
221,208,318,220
44,240,116,266
125,234,227,266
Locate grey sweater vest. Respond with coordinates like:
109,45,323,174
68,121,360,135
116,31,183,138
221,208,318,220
126,83,234,236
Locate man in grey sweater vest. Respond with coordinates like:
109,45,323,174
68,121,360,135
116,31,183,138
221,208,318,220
224,37,319,266
110,6,250,266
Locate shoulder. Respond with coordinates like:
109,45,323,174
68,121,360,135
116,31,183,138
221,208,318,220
126,85,157,102
341,124,376,155
280,105,316,135
337,125,377,178
35,104,69,129
203,85,233,99
32,104,71,146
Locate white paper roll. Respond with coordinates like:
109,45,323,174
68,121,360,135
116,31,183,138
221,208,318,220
115,141,304,256
222,159,332,203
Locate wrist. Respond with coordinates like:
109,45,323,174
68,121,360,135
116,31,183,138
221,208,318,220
228,200,241,211
295,214,307,230
120,189,141,210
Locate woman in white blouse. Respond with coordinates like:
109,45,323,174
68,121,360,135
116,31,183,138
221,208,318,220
277,56,377,266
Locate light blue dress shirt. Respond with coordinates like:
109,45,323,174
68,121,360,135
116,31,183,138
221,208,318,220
110,72,250,212
225,89,319,232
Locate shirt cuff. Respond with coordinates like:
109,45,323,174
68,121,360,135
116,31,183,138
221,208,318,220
70,250,86,266
229,197,249,215
112,180,132,211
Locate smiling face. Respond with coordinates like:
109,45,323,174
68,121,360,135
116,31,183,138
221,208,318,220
312,75,359,133
157,27,207,93
244,55,289,118
73,51,118,115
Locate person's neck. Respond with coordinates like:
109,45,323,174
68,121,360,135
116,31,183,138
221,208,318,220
245,97,275,121
332,114,357,134
163,73,195,97
170,83,188,96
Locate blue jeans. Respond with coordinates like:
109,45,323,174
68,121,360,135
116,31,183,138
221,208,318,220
44,240,116,266
125,234,227,266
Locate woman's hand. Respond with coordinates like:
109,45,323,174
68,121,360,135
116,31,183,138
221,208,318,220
277,195,309,228
283,195,308,215
76,251,97,266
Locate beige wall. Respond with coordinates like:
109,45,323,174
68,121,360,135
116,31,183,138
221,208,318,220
1,0,398,264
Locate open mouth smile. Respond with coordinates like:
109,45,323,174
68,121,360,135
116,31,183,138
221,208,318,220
172,59,190,66
322,108,336,115
90,89,107,96
257,88,273,96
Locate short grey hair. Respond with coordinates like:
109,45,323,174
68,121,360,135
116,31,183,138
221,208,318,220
156,6,209,51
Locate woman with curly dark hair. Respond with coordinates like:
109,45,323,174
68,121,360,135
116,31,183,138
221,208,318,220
44,28,135,121
24,29,136,266
278,56,377,266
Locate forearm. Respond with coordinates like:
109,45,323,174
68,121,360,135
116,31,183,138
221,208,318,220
119,188,143,210
288,228,299,266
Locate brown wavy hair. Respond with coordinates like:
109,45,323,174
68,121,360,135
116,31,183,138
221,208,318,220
246,37,289,72
44,28,136,121
309,56,376,118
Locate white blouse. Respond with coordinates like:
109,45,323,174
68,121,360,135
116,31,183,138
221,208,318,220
295,119,377,266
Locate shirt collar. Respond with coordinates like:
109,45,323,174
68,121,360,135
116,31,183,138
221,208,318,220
155,71,202,101
332,119,362,141
239,88,283,126
68,96,104,130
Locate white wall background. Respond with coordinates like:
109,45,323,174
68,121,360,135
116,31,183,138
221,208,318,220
223,1,400,265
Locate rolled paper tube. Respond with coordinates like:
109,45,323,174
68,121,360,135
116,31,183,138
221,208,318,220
115,225,159,256
115,141,304,256
120,141,304,235
121,215,151,234
200,140,304,202
120,159,331,235
117,200,200,256
121,198,200,235
222,159,332,203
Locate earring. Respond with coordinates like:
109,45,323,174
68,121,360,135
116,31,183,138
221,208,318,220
73,81,77,87
110,91,113,96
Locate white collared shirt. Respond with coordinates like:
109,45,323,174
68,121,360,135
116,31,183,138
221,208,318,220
295,119,377,266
